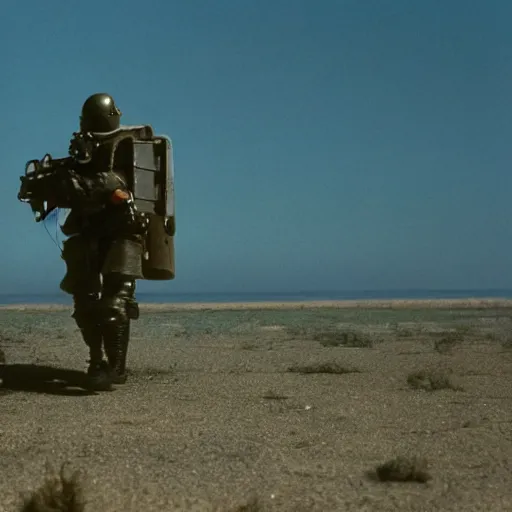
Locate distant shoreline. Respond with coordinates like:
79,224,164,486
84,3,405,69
1,298,512,312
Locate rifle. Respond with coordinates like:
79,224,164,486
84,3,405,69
18,154,74,222
18,132,99,222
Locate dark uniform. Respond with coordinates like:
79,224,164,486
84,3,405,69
18,93,176,392
60,94,148,390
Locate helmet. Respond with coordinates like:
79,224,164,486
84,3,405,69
80,93,122,133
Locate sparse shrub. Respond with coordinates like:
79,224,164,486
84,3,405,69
396,328,414,338
453,324,474,335
502,339,512,349
314,330,374,348
262,390,288,400
433,332,463,354
374,455,431,483
499,332,512,349
285,326,307,338
228,496,262,511
288,363,360,375
240,342,258,350
287,326,374,348
391,323,416,338
481,325,512,348
20,463,86,512
0,332,27,344
407,369,462,391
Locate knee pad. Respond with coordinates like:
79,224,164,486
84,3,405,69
99,274,139,324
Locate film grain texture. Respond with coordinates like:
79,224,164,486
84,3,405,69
0,301,511,511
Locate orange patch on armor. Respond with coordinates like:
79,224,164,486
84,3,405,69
111,189,130,204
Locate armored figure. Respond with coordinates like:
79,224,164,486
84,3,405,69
18,93,176,391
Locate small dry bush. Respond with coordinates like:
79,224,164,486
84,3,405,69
483,323,512,348
432,331,464,354
314,330,374,348
262,390,289,400
374,455,431,483
240,342,258,350
395,327,415,338
228,496,262,511
20,464,85,512
288,363,360,375
287,327,374,348
407,369,462,391
501,334,512,349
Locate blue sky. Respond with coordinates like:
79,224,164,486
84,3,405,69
1,0,511,294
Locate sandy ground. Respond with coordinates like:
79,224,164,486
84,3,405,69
0,300,511,511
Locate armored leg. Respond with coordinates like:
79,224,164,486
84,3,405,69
61,236,111,391
72,292,112,391
99,274,139,384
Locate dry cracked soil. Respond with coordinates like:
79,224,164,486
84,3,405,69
0,303,511,511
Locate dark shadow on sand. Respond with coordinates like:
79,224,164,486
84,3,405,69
0,364,96,396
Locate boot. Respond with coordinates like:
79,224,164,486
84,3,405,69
86,359,113,391
73,293,113,392
103,320,130,384
81,324,113,392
